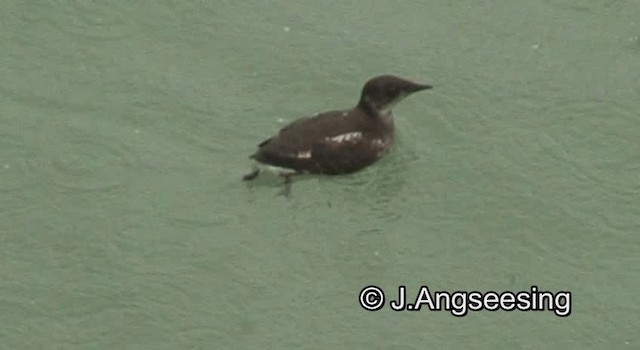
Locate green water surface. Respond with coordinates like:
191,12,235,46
1,1,639,348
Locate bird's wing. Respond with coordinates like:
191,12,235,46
252,111,381,173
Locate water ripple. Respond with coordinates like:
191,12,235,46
0,86,100,115
147,182,234,230
27,129,138,192
44,1,136,41
540,99,640,196
0,132,39,215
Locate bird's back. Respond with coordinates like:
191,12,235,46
252,108,394,174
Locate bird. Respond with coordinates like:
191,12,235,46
242,74,433,195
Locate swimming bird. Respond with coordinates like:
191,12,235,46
242,74,432,195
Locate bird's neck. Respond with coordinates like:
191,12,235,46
357,99,393,119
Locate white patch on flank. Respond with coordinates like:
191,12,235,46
326,132,362,144
371,138,386,147
341,111,348,117
296,151,312,159
255,162,298,176
371,138,389,158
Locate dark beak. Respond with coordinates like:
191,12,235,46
411,83,433,92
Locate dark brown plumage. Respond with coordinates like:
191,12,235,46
242,74,432,192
